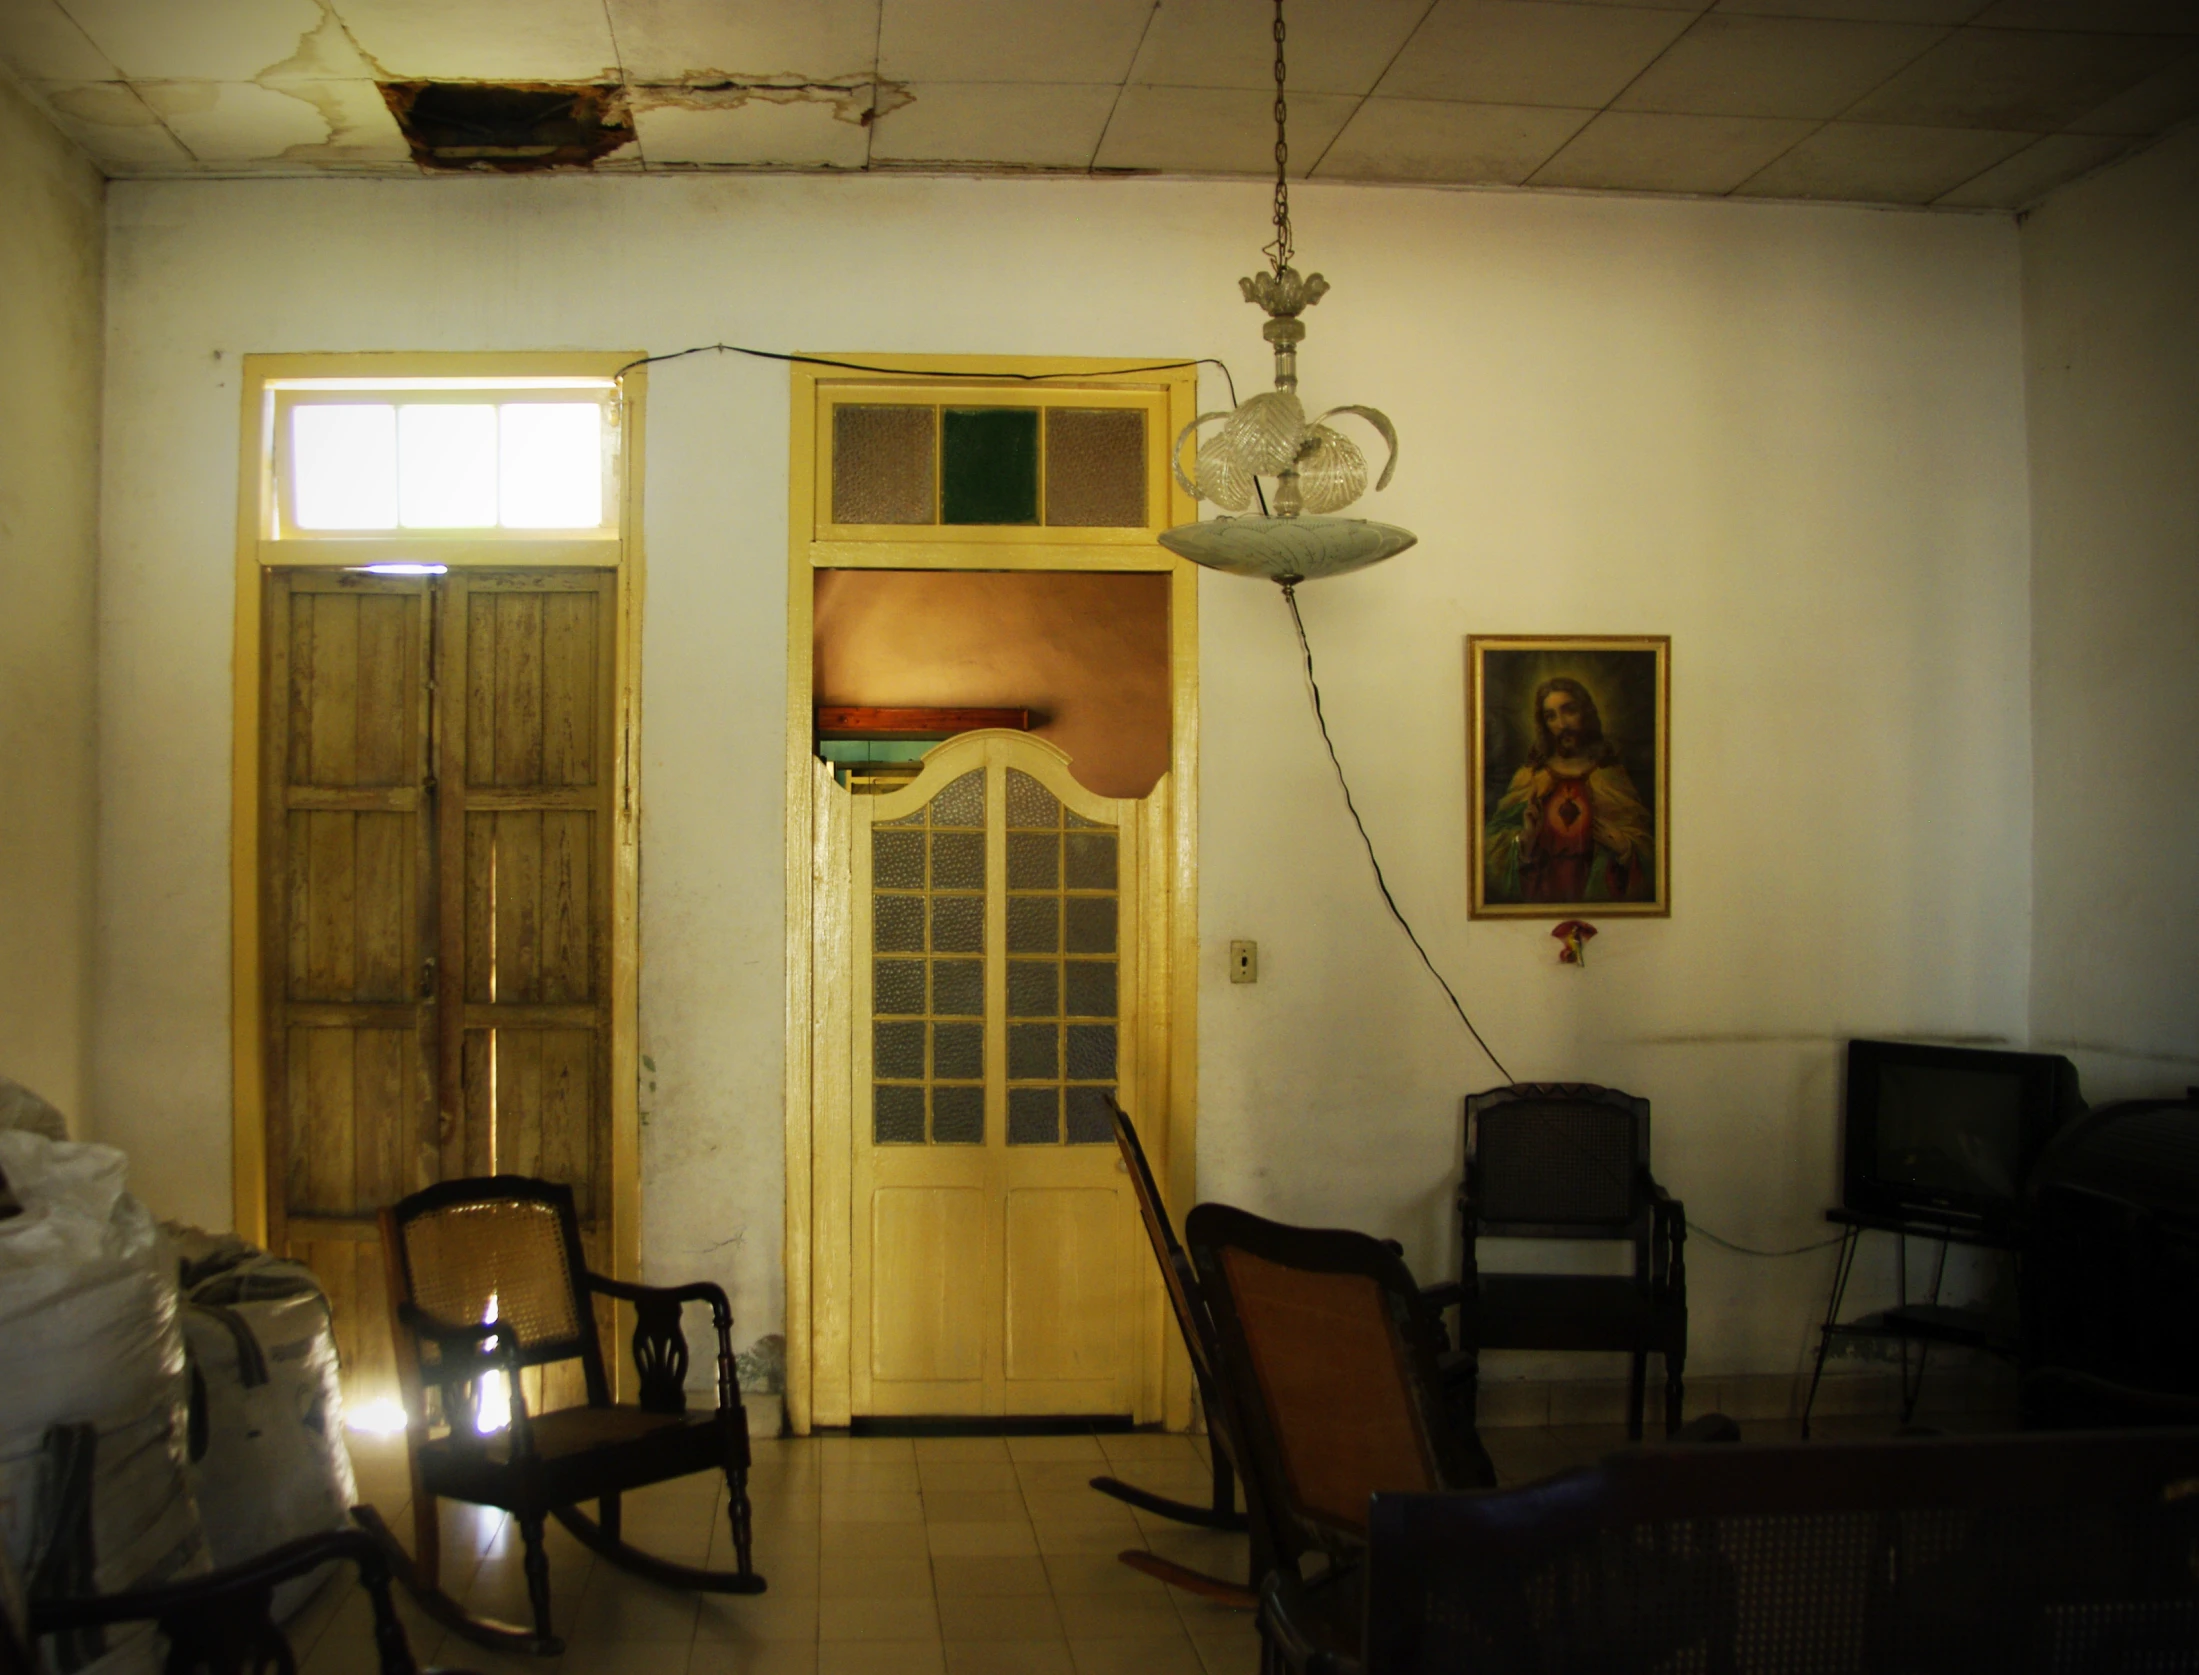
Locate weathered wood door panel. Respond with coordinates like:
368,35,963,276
264,569,617,1409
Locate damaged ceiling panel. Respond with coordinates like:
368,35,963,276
0,0,2195,212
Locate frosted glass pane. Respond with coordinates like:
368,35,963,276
834,405,935,524
292,404,397,529
1008,1088,1059,1146
398,405,497,528
932,1086,984,1144
875,958,925,1015
1005,769,1059,829
1045,408,1146,527
1065,1088,1116,1144
932,958,982,1017
874,830,924,889
1064,897,1114,954
874,895,924,951
1007,833,1057,891
1008,1024,1057,1080
1065,961,1116,1018
933,1022,982,1080
1067,1024,1116,1080
875,1085,925,1144
931,896,982,953
1008,960,1058,1018
1007,897,1058,954
500,403,603,529
931,831,985,891
875,1020,925,1080
931,771,985,828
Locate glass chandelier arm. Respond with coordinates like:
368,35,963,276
1170,409,1240,499
1311,405,1399,491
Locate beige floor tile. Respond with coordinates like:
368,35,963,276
1069,1635,1205,1675
820,1459,921,1493
829,1437,918,1462
1041,1555,1171,1598
1023,1491,1136,1527
1170,1591,1258,1636
1006,1435,1105,1462
926,1520,1040,1559
693,1590,823,1643
935,1591,1066,1641
820,1521,934,1561
1107,1466,1214,1503
1055,1592,1186,1639
1097,1434,1201,1465
1016,1460,1111,1494
817,1595,942,1642
742,1520,824,1562
564,1573,701,1642
1143,1530,1247,1576
1192,1628,1262,1675
816,1642,943,1675
930,1555,1051,1596
818,1555,934,1598
749,1550,822,1595
1033,1521,1141,1557
945,1641,1076,1675
820,1489,925,1524
913,1436,1011,1462
919,1460,1021,1494
923,1490,1030,1523
689,1642,821,1675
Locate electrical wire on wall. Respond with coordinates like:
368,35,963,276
611,342,1242,406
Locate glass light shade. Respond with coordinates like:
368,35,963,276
1157,514,1417,583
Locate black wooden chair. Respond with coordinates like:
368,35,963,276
1290,1429,2199,1674
13,1524,460,1675
365,1175,763,1656
1088,1101,1263,1607
1458,1083,1688,1440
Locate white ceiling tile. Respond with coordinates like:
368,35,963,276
58,0,332,81
1092,84,1358,174
1733,119,2031,200
1616,14,1948,118
32,78,194,165
1315,97,1591,182
1967,0,2199,32
1529,109,1818,191
630,91,871,166
0,0,116,82
140,77,410,161
1712,0,1986,20
879,0,1154,84
2066,45,2199,133
869,81,1117,167
1379,1,1700,108
605,0,881,83
1843,26,2174,127
1124,0,1431,96
1932,131,2134,206
334,0,622,82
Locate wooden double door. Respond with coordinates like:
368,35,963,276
260,568,618,1402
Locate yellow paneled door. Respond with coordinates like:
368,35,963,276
841,732,1159,1419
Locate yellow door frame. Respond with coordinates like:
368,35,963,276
784,353,1202,1435
228,351,648,1311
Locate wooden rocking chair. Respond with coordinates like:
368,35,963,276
363,1175,765,1657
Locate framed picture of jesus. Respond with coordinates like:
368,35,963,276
1469,635,1669,919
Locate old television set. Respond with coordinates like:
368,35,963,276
1842,1039,2084,1232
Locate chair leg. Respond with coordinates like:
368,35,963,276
1665,1352,1686,1439
1627,1354,1647,1443
1212,1443,1237,1522
517,1512,554,1641
724,1466,756,1578
410,1491,441,1594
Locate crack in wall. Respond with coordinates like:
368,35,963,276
633,76,913,129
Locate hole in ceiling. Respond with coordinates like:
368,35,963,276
380,82,634,172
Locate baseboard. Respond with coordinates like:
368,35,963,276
1477,1363,2020,1429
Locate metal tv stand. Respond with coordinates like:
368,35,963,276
1801,1207,2023,1438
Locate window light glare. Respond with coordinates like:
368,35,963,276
499,403,603,529
399,404,499,528
354,563,448,575
345,1398,410,1437
292,404,398,529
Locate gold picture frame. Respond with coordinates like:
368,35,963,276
1469,635,1670,919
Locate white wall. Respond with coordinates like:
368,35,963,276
0,78,101,1128
2023,128,2199,1106
96,172,2033,1386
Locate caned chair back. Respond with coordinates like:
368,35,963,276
1466,1083,1651,1240
383,1175,610,1411
1187,1203,1463,1548
1109,1099,1220,1391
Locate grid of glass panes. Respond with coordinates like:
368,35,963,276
831,404,1147,529
1004,769,1119,1146
872,770,987,1145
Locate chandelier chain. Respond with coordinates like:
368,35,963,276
1263,0,1292,275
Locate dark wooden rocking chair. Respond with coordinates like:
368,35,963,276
1090,1100,1264,1607
363,1175,764,1657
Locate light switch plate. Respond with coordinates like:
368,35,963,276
1230,940,1257,984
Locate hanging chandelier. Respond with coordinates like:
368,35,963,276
1157,0,1417,587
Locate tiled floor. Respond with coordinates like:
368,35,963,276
296,1412,1995,1675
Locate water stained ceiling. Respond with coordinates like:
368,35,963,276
1,0,2195,210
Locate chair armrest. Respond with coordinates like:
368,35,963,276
1417,1281,1464,1311
1646,1188,1687,1292
397,1306,534,1452
584,1272,739,1417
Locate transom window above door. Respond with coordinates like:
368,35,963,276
257,375,622,550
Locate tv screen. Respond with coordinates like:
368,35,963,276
1843,1041,2083,1230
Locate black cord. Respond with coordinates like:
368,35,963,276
1684,1224,1846,1259
613,342,1242,404
1280,582,1512,1084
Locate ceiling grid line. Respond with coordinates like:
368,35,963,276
1303,0,1444,181
1086,2,1164,176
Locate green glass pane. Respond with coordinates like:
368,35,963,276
875,958,925,1014
1065,1087,1116,1144
1045,408,1146,528
875,1084,926,1143
932,1021,982,1080
1008,1023,1058,1079
1063,896,1114,954
931,958,982,1017
932,1086,984,1144
1008,1087,1060,1146
942,408,1039,525
1007,896,1059,954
